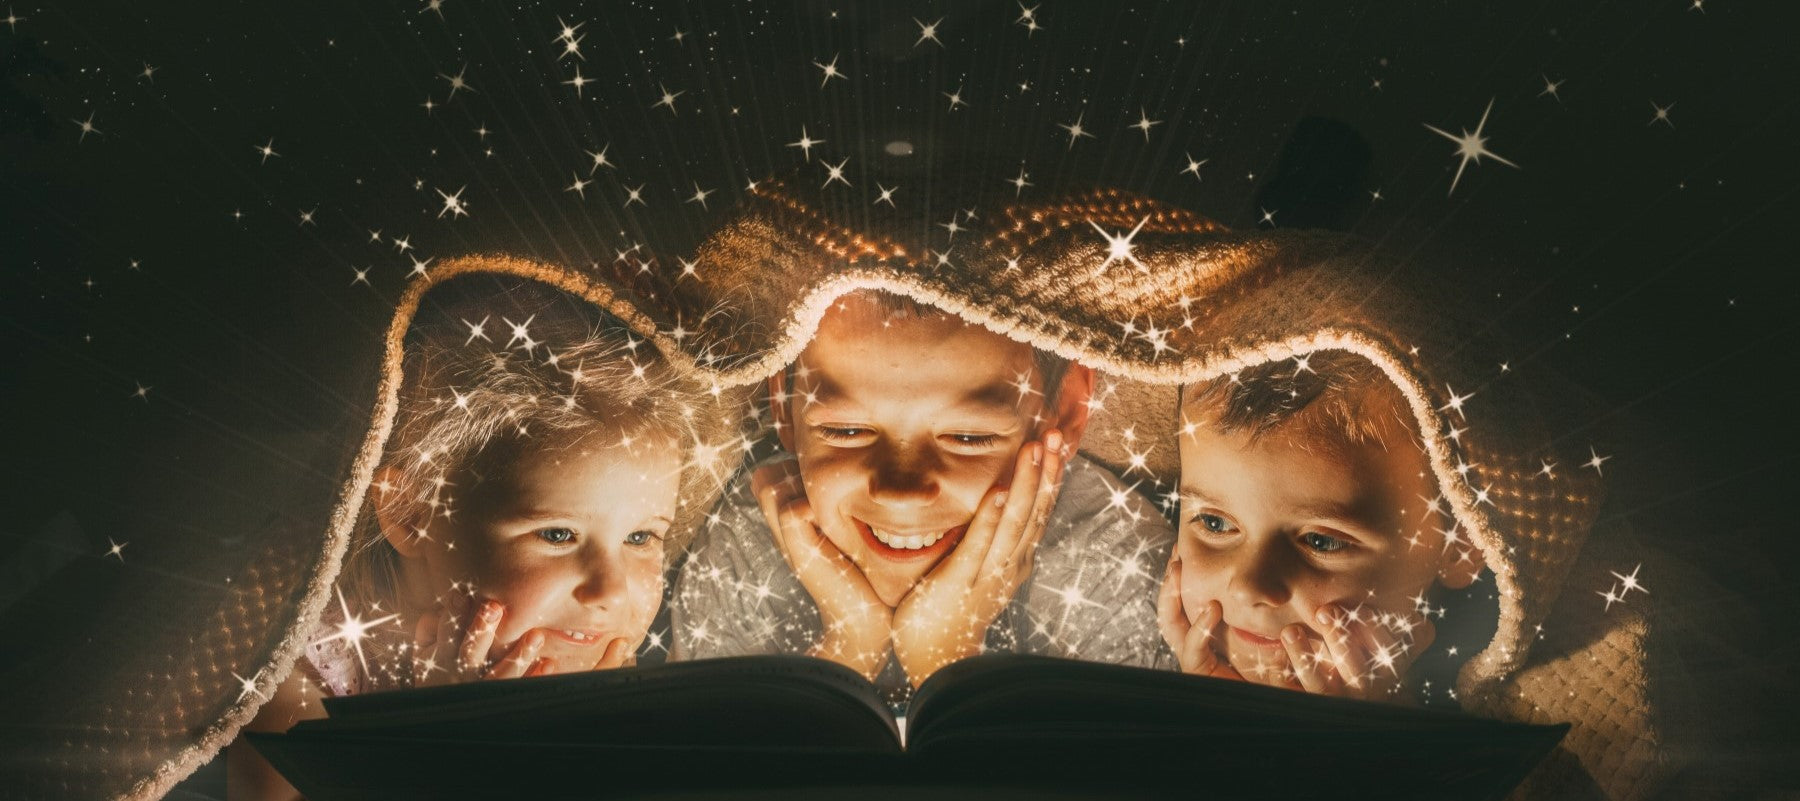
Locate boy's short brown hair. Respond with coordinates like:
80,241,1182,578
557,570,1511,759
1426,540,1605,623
852,290,1071,404
1181,350,1411,451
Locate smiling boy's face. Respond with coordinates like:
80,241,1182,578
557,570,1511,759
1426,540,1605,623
416,435,680,669
772,293,1089,607
1175,392,1480,688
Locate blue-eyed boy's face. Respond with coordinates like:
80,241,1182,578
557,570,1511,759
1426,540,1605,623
773,294,1073,607
1175,403,1479,688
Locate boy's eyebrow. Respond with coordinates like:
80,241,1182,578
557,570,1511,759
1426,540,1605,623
958,379,1028,413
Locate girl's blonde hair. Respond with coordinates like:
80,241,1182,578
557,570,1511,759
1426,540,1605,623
341,277,700,615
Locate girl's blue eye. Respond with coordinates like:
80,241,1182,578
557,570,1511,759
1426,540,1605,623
537,527,576,545
624,530,659,547
1195,514,1236,534
1301,532,1348,553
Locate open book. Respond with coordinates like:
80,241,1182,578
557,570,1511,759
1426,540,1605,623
249,654,1565,800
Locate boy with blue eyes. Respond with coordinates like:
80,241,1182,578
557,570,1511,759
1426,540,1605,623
1159,351,1485,701
672,290,1173,702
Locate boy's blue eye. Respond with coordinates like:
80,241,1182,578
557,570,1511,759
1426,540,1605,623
623,530,659,547
1195,514,1236,534
537,527,576,545
1301,531,1348,552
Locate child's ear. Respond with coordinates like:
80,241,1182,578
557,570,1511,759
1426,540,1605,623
372,465,429,560
766,370,796,454
1045,363,1096,451
1437,539,1486,590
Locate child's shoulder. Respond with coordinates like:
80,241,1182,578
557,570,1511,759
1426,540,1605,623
1047,454,1174,544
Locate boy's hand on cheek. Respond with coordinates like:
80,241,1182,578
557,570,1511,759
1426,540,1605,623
892,430,1069,688
1281,604,1434,703
753,461,892,682
412,599,555,685
1158,558,1243,681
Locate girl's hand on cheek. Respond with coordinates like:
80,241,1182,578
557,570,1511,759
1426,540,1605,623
412,598,551,684
1283,603,1435,703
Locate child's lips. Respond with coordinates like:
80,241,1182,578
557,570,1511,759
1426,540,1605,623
1229,625,1284,648
852,516,967,561
536,627,615,648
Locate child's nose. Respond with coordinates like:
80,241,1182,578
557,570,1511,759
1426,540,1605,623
575,557,632,610
866,445,940,508
1226,539,1294,608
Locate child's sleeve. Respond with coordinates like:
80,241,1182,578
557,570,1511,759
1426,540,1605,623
1002,458,1177,668
669,470,822,661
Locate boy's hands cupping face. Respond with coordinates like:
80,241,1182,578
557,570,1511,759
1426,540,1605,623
891,430,1069,688
1279,603,1434,703
411,599,561,686
1158,558,1245,681
753,460,893,681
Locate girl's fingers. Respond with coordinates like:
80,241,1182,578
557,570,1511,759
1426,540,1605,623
1283,625,1328,694
1008,431,1066,570
595,637,631,670
460,600,503,675
487,630,544,680
1316,604,1365,690
521,657,555,678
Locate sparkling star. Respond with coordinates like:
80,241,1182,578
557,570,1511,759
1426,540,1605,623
352,266,373,287
938,214,966,240
1439,384,1475,422
73,112,101,143
1423,98,1519,196
559,32,586,62
3,7,25,31
554,15,584,44
874,183,898,207
393,235,413,253
435,185,468,219
813,54,846,88
105,538,129,561
298,208,316,226
1648,101,1676,128
624,183,647,206
503,315,536,349
1537,459,1557,479
140,63,158,82
563,67,593,98
420,0,446,19
585,143,614,174
1611,564,1648,597
232,670,266,703
1179,152,1208,180
1539,75,1565,102
678,257,701,281
439,64,474,99
462,315,490,345
652,82,684,113
1259,207,1278,227
408,255,433,278
566,172,592,198
1008,166,1032,197
311,588,402,675
1596,583,1622,612
1582,446,1612,476
1088,216,1150,272
1057,112,1096,149
1129,108,1162,141
942,86,968,111
914,17,944,48
1015,2,1038,25
787,126,824,162
687,182,715,208
822,157,851,188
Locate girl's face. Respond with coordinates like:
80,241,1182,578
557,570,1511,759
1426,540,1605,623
418,433,681,670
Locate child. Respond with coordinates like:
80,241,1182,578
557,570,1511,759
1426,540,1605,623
1159,350,1487,702
672,289,1174,703
228,279,701,799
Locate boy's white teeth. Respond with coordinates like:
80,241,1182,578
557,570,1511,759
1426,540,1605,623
871,527,944,550
562,630,596,642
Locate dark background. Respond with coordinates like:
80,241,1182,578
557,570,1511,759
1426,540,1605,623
2,0,1795,795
